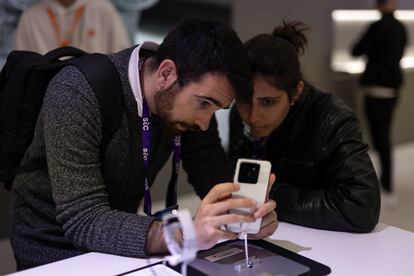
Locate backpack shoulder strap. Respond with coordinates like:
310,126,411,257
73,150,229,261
4,51,123,189
69,54,123,146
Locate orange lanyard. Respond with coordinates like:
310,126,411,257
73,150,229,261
47,5,85,47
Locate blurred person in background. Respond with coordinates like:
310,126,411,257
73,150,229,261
0,0,37,68
15,0,130,54
351,0,407,209
112,0,158,44
1,0,157,67
228,21,380,233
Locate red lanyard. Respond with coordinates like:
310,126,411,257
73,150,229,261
47,5,85,47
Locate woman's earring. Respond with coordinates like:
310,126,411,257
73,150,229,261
291,101,295,106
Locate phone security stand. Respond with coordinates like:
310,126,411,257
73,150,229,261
233,227,261,272
162,209,198,275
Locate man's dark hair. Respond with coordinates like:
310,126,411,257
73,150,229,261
150,18,253,103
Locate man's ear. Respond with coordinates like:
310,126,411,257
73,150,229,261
156,59,178,90
292,80,304,103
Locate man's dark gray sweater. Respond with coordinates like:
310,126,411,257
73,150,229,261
9,47,232,270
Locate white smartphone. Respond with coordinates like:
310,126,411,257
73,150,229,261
226,158,272,234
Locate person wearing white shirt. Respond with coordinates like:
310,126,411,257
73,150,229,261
15,0,130,54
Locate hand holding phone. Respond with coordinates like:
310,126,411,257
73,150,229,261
226,158,272,234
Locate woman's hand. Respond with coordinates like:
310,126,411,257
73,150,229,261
193,182,257,250
248,173,278,239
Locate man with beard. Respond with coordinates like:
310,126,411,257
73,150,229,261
8,18,278,270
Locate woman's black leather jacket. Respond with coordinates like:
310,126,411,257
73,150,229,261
229,85,380,233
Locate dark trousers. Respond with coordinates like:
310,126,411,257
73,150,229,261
365,96,398,192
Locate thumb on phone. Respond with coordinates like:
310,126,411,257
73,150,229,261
266,173,276,201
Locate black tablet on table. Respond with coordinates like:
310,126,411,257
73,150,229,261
118,239,331,276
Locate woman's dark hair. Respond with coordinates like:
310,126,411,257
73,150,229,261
244,21,308,99
377,0,390,5
149,17,253,103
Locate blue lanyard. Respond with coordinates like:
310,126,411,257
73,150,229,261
139,57,181,217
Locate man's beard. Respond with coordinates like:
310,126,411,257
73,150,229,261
154,82,200,134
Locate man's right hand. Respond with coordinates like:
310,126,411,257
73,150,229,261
146,183,258,255
193,182,257,250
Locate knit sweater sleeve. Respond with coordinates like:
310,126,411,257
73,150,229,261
181,116,233,199
43,66,154,257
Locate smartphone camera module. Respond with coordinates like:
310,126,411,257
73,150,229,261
238,162,260,184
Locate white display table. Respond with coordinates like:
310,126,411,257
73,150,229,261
8,222,414,276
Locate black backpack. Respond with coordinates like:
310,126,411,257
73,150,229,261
0,47,123,190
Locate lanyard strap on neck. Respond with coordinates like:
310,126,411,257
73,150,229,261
141,97,153,216
166,136,181,208
47,5,85,47
139,56,181,217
